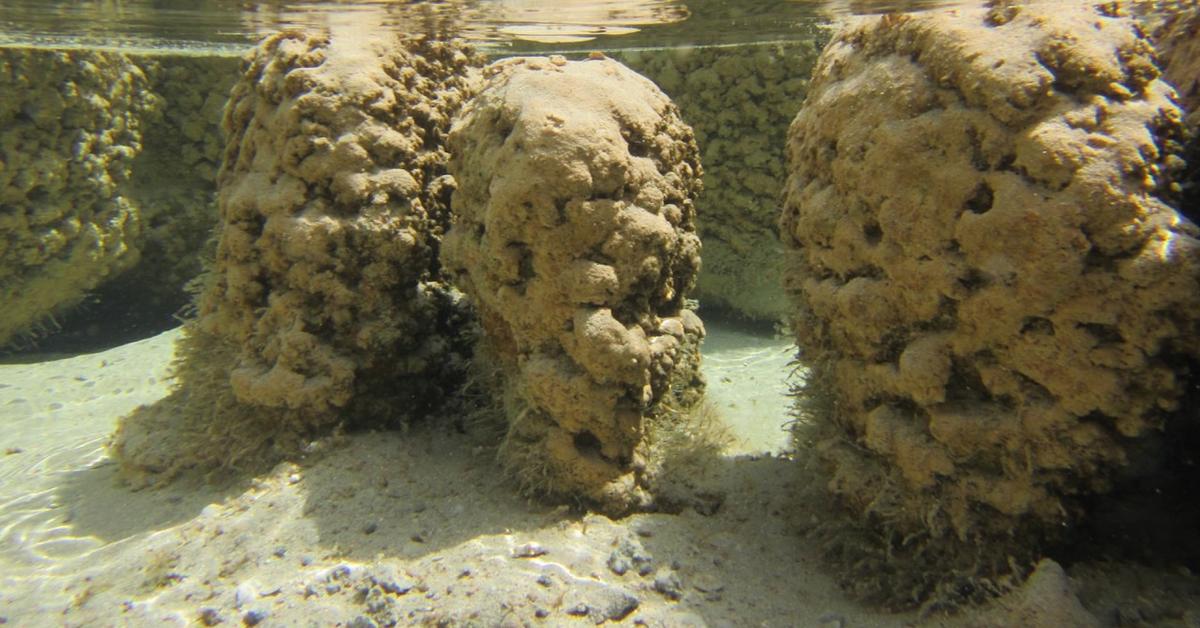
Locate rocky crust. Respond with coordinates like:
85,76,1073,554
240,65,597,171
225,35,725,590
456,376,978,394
443,55,705,512
117,56,239,310
1150,4,1200,224
0,49,157,347
0,50,240,351
1151,3,1200,114
112,31,481,479
197,30,478,419
782,0,1200,573
616,42,819,321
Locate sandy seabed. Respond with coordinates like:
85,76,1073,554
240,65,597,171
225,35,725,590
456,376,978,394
0,322,1194,627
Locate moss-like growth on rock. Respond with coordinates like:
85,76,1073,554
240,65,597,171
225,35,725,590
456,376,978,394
443,56,706,513
782,2,1200,606
113,30,481,481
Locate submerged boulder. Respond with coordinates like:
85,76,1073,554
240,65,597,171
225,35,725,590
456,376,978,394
443,56,706,512
0,50,237,352
615,41,821,322
0,49,157,348
783,1,1200,603
112,30,481,479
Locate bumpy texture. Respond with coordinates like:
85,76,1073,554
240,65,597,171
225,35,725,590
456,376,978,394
443,56,705,511
112,31,481,480
1150,3,1200,224
0,49,157,347
1153,5,1200,114
615,42,819,321
0,49,239,349
119,56,238,305
192,30,479,425
783,2,1200,547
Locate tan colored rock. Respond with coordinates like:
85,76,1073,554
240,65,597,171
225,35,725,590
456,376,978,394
0,49,158,347
118,56,239,307
0,50,240,350
1150,3,1200,114
443,56,705,511
112,31,481,479
968,560,1100,628
783,0,1200,549
616,42,819,321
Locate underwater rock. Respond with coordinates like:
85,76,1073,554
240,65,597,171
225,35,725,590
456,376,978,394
443,56,705,512
782,0,1200,599
112,30,480,479
0,50,237,351
1153,4,1200,115
0,49,158,348
112,56,239,317
615,41,821,322
1150,4,1200,224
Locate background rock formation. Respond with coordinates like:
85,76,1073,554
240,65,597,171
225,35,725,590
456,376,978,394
0,49,157,348
782,1,1200,601
112,30,481,479
615,42,820,322
443,56,705,511
1150,4,1200,225
0,49,238,351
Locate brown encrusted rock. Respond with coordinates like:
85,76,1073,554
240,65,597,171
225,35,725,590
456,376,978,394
1152,4,1200,114
0,49,158,347
1150,3,1200,224
112,30,481,480
783,0,1200,552
614,41,820,322
443,56,705,511
197,30,479,420
116,56,239,310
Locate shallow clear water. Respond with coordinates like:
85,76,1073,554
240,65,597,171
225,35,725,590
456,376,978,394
0,0,966,53
2,0,1199,625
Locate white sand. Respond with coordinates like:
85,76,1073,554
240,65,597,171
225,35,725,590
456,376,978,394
0,322,1124,626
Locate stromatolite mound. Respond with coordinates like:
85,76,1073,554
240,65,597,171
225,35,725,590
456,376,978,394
0,49,157,348
782,1,1200,600
443,56,705,512
1151,4,1200,223
112,30,481,480
615,42,820,322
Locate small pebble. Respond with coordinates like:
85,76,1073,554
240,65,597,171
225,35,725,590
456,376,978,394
536,575,552,587
534,609,549,619
363,522,377,535
370,568,414,595
234,582,256,608
300,555,314,566
818,612,846,628
566,604,590,617
512,542,547,558
273,546,286,558
287,473,301,484
198,608,223,626
653,572,683,601
242,609,268,626
347,616,377,628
